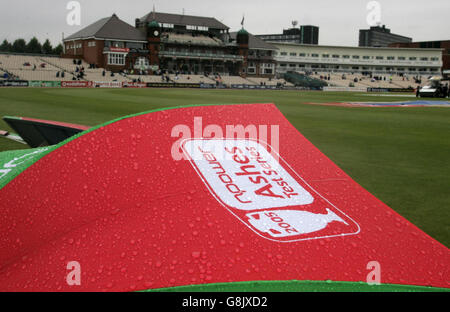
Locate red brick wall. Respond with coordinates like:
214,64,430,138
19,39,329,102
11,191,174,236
82,40,104,67
238,44,249,77
63,39,105,67
148,37,160,66
441,41,450,71
63,39,84,58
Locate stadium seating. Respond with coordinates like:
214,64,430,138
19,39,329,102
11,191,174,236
165,33,223,47
0,54,60,71
83,71,131,82
311,71,432,89
169,74,216,84
40,56,89,73
219,75,256,86
0,54,133,82
247,77,294,87
6,69,72,81
127,75,169,83
3,53,436,89
0,54,72,81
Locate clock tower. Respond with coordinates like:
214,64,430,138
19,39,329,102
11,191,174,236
147,19,161,70
236,28,249,78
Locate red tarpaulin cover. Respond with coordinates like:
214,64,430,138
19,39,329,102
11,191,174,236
0,104,448,291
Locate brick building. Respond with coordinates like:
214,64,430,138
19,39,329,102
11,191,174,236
64,14,148,71
63,11,276,77
229,31,277,77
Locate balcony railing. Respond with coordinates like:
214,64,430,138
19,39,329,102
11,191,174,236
159,51,244,61
248,55,275,61
161,37,225,47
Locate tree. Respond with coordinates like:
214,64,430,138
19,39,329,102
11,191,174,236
42,39,53,54
53,44,63,56
26,37,42,54
0,39,12,52
12,39,26,53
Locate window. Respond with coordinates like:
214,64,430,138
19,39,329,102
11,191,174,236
376,56,384,60
409,57,417,61
363,56,370,59
299,53,306,57
134,57,149,68
280,63,287,67
322,54,329,58
311,53,319,57
88,41,96,47
264,68,273,74
290,52,297,56
352,55,360,59
127,42,144,49
342,55,350,59
247,62,256,74
280,52,287,56
108,53,126,65
398,56,406,60
187,25,208,31
289,64,296,67
420,57,429,61
431,57,439,61
332,54,340,58
111,41,124,48
387,56,395,60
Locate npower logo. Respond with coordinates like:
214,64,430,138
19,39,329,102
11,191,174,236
182,139,360,243
61,81,93,88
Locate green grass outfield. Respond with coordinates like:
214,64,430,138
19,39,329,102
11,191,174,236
0,88,448,247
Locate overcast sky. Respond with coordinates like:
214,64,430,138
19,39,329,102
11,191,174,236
0,0,448,46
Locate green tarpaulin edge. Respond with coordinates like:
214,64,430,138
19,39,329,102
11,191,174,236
143,280,450,292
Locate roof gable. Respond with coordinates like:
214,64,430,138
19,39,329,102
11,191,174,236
229,32,277,50
65,14,146,41
140,12,229,30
